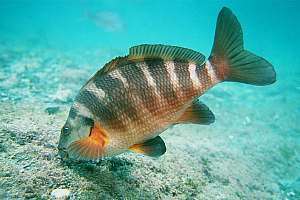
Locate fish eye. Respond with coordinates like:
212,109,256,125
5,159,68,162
62,126,71,135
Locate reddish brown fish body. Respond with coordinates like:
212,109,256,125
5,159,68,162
71,54,218,156
58,7,276,160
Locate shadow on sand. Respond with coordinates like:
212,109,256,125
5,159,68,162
61,156,155,199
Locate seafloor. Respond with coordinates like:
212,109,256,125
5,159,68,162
0,44,299,199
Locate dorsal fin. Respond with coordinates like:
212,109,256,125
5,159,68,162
129,44,206,65
96,44,206,77
96,56,130,76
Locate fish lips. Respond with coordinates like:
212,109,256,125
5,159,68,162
57,146,69,160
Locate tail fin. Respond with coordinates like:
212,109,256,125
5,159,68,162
209,7,276,85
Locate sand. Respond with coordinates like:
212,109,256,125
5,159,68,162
0,46,299,199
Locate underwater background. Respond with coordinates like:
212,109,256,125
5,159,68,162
0,0,299,199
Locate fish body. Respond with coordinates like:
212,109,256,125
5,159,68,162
75,58,216,156
58,7,276,161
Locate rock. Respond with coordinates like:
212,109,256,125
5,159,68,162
45,106,60,115
51,188,71,200
42,152,54,160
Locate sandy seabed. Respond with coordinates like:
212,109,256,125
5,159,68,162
0,45,299,199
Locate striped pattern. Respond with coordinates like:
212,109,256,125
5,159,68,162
146,59,178,106
86,82,106,100
173,60,195,98
188,62,202,89
72,102,93,119
119,61,161,116
76,73,141,132
74,57,222,146
68,107,93,128
193,61,220,94
110,69,129,88
205,60,220,84
164,60,179,94
94,74,139,122
140,63,159,94
76,89,127,131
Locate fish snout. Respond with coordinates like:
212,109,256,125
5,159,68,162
57,146,69,160
57,132,70,160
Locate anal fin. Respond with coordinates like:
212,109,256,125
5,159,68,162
176,100,215,125
129,136,166,157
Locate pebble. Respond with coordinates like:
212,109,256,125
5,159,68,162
287,191,295,196
51,188,71,200
43,152,54,160
245,116,251,125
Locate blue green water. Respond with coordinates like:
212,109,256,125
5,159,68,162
0,0,299,199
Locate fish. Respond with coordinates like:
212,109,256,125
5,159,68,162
58,7,276,161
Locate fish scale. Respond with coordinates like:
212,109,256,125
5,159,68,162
145,59,178,106
67,58,224,157
95,61,202,146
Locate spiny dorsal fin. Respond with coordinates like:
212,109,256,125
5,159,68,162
96,56,130,76
129,44,206,65
176,100,215,125
96,44,206,76
129,136,166,157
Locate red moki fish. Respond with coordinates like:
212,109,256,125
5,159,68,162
58,7,276,161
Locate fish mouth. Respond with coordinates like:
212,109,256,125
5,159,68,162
58,147,69,160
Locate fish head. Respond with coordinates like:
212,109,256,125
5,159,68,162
58,107,109,161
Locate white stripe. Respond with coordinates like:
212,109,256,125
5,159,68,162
138,62,166,130
139,62,160,96
110,69,129,88
164,60,180,94
205,60,219,84
86,82,106,100
188,62,201,88
73,102,92,118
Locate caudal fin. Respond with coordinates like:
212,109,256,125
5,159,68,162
209,7,276,85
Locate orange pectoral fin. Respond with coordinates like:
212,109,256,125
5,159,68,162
67,122,109,160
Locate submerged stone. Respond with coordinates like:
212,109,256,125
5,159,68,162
45,106,60,115
50,188,71,200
